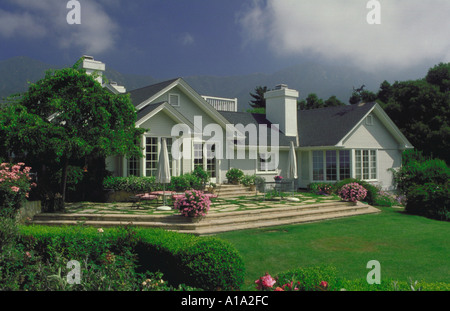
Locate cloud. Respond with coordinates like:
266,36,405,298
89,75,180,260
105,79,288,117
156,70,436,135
180,33,195,46
0,9,47,38
238,0,450,71
1,0,119,54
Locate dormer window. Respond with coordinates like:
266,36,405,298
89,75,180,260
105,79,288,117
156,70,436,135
169,93,180,107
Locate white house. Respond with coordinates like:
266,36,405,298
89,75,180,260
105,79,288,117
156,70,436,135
84,57,413,191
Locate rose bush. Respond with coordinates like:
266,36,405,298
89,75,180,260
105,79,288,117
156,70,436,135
0,162,36,218
173,190,211,217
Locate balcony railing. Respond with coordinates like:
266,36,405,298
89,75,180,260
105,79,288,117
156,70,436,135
202,95,237,112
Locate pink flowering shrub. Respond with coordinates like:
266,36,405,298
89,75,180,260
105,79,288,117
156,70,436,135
255,272,331,291
0,162,36,217
174,190,211,217
255,273,277,290
338,182,367,202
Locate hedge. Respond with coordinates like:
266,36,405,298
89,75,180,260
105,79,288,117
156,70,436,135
18,225,245,291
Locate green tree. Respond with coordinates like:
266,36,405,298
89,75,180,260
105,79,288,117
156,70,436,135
249,86,269,109
380,68,450,163
324,95,345,107
298,93,324,110
0,58,145,206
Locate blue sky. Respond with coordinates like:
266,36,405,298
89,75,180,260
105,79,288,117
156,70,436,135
1,0,449,79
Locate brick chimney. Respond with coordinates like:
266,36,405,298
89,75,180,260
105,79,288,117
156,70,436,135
264,84,299,137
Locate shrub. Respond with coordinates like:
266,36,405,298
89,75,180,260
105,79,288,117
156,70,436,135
226,168,244,184
338,183,368,203
274,265,341,291
406,182,449,220
335,178,379,204
192,166,209,187
241,174,256,187
174,190,211,217
0,162,36,218
307,182,335,195
102,175,159,193
180,238,245,290
134,228,245,290
392,154,450,220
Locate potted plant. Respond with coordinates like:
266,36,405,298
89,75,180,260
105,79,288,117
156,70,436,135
274,175,283,182
226,168,244,185
206,183,216,194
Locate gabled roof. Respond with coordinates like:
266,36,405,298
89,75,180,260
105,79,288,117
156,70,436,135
297,102,377,147
129,78,180,108
219,111,296,147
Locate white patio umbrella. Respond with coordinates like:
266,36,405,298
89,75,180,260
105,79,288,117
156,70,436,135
156,138,172,211
287,141,298,180
286,141,299,201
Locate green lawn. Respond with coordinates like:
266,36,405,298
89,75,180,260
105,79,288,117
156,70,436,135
216,206,450,290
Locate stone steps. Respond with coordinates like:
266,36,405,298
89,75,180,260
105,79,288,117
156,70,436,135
213,183,258,198
31,201,380,235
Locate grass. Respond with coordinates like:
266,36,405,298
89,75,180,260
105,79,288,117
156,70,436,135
216,206,450,290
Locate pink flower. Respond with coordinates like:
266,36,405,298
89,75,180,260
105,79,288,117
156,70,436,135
255,273,276,290
10,186,20,192
319,281,328,289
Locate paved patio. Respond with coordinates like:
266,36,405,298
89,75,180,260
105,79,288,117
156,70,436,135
63,192,342,216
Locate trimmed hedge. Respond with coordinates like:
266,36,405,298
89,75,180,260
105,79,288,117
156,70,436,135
18,225,245,291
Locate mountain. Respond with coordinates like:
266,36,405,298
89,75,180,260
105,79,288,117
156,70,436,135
0,56,414,111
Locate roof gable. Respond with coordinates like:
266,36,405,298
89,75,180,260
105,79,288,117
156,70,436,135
297,102,377,147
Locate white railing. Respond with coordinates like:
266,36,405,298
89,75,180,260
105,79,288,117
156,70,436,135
202,95,238,112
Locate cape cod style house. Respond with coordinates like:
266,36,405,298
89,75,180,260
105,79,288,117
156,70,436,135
84,56,413,191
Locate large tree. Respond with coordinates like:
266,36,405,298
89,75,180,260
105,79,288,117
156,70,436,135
0,58,145,206
377,63,450,163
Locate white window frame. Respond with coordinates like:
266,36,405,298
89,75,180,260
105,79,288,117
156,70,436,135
354,149,378,181
169,93,180,107
257,152,277,173
311,150,352,182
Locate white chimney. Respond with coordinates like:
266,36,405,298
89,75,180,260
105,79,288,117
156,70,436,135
264,84,299,137
82,55,105,85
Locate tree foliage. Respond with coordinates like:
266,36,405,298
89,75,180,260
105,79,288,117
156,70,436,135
298,93,345,110
249,86,269,109
376,63,450,163
0,58,146,204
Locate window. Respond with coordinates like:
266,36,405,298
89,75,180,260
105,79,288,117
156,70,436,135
206,144,216,178
313,150,351,181
193,142,203,170
145,137,158,177
145,137,173,177
326,150,337,181
355,149,377,180
312,151,324,180
128,157,140,176
339,150,351,180
258,153,276,172
169,93,180,106
366,115,374,126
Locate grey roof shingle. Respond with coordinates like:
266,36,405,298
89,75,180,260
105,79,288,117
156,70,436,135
218,111,296,146
297,102,376,147
128,78,180,107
